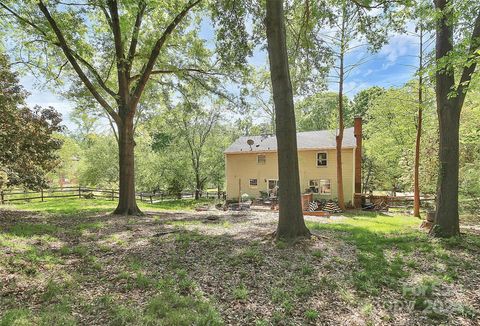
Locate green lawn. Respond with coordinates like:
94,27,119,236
0,199,478,325
7,197,215,215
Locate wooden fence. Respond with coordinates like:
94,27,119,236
0,186,220,204
354,193,436,209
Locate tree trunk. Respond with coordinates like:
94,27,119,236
336,60,345,210
432,102,460,236
195,173,201,200
335,5,347,210
113,115,142,215
413,105,422,218
265,0,310,241
430,0,460,237
413,25,423,219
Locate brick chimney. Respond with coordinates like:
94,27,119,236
354,117,362,208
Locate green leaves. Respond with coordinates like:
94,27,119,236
0,53,64,189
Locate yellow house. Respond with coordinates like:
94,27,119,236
224,118,362,206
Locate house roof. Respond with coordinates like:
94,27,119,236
224,127,356,154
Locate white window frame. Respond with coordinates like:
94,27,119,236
316,152,328,167
319,179,331,194
309,179,331,194
268,179,278,190
257,154,266,165
249,179,258,188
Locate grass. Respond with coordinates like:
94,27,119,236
1,199,479,325
307,212,480,297
232,284,249,300
7,197,214,215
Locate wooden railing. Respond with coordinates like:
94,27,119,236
0,186,220,204
354,193,436,209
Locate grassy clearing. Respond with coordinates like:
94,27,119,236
0,200,479,325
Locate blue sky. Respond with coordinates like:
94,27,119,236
21,20,424,131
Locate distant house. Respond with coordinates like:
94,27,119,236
224,118,362,206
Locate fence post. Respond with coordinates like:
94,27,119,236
150,195,153,204
0,190,4,205
41,188,44,202
140,193,143,202
78,186,81,198
111,189,114,201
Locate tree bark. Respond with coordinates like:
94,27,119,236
431,0,459,237
265,0,310,241
113,115,141,215
335,3,347,210
336,52,346,210
413,25,423,219
195,173,201,200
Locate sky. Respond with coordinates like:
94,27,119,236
19,18,425,132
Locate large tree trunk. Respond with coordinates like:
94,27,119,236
432,102,460,236
413,25,423,219
113,116,142,215
431,0,460,237
265,0,310,241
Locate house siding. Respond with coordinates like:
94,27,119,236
225,148,355,205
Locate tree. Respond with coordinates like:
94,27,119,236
459,91,480,217
304,0,393,209
48,135,82,187
169,103,222,200
364,84,438,194
431,0,480,237
1,0,204,215
351,86,385,120
413,23,426,218
265,0,310,241
79,135,119,188
408,0,436,218
296,92,351,132
0,53,63,189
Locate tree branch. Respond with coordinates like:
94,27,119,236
130,0,202,110
107,0,129,108
126,1,146,76
99,4,113,31
37,0,120,125
0,2,50,38
129,67,222,81
456,11,480,108
70,50,117,98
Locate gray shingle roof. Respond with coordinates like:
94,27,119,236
224,127,356,154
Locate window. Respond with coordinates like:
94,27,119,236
257,154,266,165
268,179,278,190
309,179,331,194
317,152,327,167
249,179,258,187
309,180,319,193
